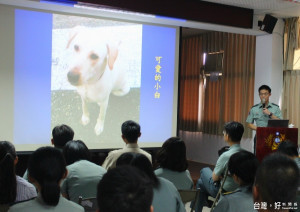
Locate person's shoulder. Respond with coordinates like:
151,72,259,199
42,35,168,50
251,103,260,109
223,189,240,196
106,148,124,157
79,160,107,171
154,167,163,175
16,176,36,189
270,102,280,107
60,197,84,211
158,177,177,188
158,176,172,185
140,148,151,156
9,198,35,211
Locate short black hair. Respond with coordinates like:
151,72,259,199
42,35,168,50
97,166,153,212
63,140,91,165
258,85,271,93
228,151,259,188
52,125,74,148
155,137,188,172
121,120,141,143
254,153,299,204
0,141,17,204
116,152,159,187
277,140,298,157
224,121,244,142
28,147,66,206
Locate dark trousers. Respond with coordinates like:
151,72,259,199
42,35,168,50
254,134,256,155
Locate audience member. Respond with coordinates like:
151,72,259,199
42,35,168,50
102,120,152,170
213,151,259,212
61,140,106,202
9,147,83,212
51,124,74,149
97,165,154,212
277,140,300,168
0,141,36,205
116,152,185,212
195,121,244,212
155,137,193,190
253,153,299,212
23,124,74,180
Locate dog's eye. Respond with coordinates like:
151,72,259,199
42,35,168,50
74,45,80,52
90,53,99,60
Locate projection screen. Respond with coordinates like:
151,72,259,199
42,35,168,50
0,0,180,151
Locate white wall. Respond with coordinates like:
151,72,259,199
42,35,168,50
180,131,252,165
255,19,284,106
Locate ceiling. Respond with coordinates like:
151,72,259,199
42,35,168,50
202,0,300,18
182,0,300,37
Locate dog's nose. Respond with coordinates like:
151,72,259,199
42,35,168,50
67,70,81,86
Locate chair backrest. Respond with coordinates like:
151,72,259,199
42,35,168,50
78,196,98,212
178,189,200,212
178,189,199,204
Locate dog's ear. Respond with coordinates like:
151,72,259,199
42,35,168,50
66,31,78,49
66,26,85,49
106,42,121,70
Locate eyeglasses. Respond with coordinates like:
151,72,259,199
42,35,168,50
259,92,270,96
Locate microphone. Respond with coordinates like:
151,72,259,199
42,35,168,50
262,98,266,108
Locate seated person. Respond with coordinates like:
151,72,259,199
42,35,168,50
23,124,74,180
155,137,193,190
61,140,106,202
213,151,259,212
195,121,244,212
50,124,75,149
102,120,152,170
253,153,299,212
8,147,83,212
97,165,154,212
116,152,185,212
0,141,36,205
277,140,300,168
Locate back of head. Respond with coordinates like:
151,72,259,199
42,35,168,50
258,85,271,93
63,140,91,165
116,152,159,187
156,137,188,172
52,124,74,148
0,141,17,204
224,121,244,142
277,140,298,158
254,153,299,205
28,147,66,206
97,166,153,212
121,120,141,143
228,151,259,187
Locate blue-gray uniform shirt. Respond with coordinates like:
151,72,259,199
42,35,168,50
213,186,256,212
246,102,282,127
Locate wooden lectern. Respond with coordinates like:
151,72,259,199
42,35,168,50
256,127,298,161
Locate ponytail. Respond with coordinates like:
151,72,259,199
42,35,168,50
41,180,61,206
28,147,66,206
0,153,17,204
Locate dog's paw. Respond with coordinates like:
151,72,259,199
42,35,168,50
81,115,90,125
94,123,104,136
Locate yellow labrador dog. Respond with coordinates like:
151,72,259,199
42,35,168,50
66,27,130,135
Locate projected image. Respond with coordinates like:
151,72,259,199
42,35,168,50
51,15,142,143
12,8,177,149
